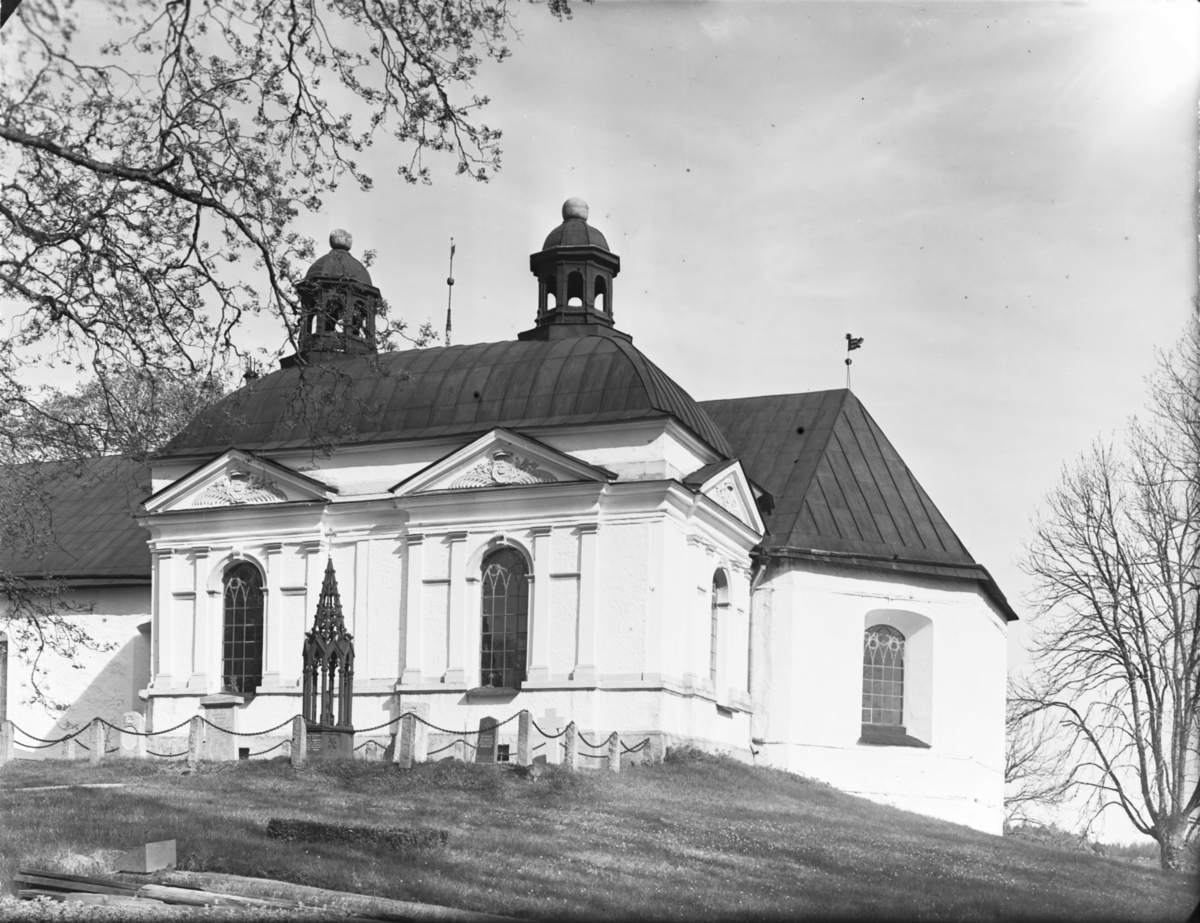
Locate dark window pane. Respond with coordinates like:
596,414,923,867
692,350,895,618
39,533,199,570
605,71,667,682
223,562,264,695
863,625,905,728
480,548,529,688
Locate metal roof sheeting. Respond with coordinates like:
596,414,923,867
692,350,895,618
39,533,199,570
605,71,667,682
162,336,733,458
0,456,151,580
700,389,1016,620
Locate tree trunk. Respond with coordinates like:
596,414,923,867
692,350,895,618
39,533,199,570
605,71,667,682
1157,827,1188,871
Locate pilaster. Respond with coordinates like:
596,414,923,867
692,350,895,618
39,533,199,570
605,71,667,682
261,543,284,686
572,524,600,685
151,549,175,688
443,533,469,684
186,547,210,691
400,535,425,685
643,520,666,679
353,539,370,671
525,526,553,683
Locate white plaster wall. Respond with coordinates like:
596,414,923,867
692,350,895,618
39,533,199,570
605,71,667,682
753,561,1008,834
366,539,402,681
537,421,716,482
656,523,690,682
549,576,579,678
2,587,152,746
422,582,450,677
154,418,718,498
596,521,649,676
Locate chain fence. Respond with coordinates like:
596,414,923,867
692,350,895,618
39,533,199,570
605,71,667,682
5,709,661,771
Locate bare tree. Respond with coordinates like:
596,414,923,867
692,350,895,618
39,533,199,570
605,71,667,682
1020,317,1200,870
0,0,571,440
1005,677,1071,827
0,0,573,705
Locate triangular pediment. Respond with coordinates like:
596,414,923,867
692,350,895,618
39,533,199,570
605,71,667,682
144,449,335,513
390,429,616,497
685,460,764,534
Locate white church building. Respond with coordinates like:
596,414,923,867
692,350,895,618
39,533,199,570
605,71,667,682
0,200,1016,834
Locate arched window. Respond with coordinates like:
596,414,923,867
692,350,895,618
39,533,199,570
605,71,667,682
542,276,557,311
566,271,584,307
222,562,264,695
594,276,608,313
323,298,342,333
711,570,729,685
480,548,529,689
862,625,904,729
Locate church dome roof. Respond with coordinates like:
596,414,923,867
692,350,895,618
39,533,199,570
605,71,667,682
304,229,373,286
163,334,732,457
541,198,610,251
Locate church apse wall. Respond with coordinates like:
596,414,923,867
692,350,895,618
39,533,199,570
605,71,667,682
752,561,1008,834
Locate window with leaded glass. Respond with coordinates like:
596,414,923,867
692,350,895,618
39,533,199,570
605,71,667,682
223,562,264,695
862,625,904,728
480,548,528,689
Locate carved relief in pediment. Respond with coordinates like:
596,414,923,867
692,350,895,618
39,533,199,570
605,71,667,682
705,475,742,516
191,470,288,507
449,450,557,489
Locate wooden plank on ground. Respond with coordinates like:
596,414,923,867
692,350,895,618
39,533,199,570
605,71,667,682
16,873,139,896
137,883,304,909
156,870,521,922
18,867,140,892
19,888,168,908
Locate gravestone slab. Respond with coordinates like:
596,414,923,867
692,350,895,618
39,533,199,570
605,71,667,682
200,694,243,761
306,725,355,760
120,712,146,759
474,716,499,764
537,709,564,766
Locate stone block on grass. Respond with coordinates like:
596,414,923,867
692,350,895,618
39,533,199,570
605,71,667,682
116,839,177,873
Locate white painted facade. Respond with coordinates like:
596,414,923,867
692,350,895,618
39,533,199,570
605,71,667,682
137,423,761,761
2,409,1009,835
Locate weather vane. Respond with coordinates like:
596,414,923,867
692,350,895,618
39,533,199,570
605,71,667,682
445,238,456,347
845,333,864,388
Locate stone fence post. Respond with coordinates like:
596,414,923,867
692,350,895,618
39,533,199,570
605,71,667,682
607,732,620,773
89,718,106,765
186,716,204,769
394,714,416,770
517,711,531,766
121,712,147,759
563,722,578,771
0,719,14,765
61,735,76,760
290,716,307,768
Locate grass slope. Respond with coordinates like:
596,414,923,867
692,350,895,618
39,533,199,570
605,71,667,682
0,751,1193,921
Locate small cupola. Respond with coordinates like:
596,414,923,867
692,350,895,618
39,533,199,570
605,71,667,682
283,229,382,367
520,198,622,341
